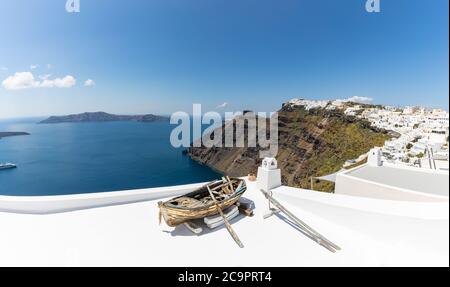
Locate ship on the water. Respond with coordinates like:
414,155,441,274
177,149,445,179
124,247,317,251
0,163,17,170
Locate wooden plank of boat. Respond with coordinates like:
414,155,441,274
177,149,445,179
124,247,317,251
207,185,244,248
239,207,253,217
238,197,255,209
204,205,239,227
238,204,254,217
183,221,203,234
210,181,236,192
237,197,255,217
226,176,235,193
234,181,244,194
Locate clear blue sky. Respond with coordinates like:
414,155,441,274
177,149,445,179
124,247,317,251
0,0,448,119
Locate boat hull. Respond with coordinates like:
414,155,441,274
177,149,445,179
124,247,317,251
0,164,16,170
158,178,246,227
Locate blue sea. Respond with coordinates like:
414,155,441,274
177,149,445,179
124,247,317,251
0,118,220,196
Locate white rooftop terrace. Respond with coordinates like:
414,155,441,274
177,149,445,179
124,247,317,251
0,179,448,267
346,165,449,197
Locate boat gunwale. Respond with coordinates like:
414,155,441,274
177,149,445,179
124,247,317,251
162,188,246,212
160,179,246,212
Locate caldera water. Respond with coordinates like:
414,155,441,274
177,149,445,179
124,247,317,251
0,118,220,196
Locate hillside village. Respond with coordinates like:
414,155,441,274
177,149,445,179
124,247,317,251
287,98,449,171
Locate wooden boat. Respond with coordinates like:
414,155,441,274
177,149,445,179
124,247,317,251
158,177,246,227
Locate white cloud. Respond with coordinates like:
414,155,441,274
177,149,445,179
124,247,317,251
40,75,76,88
216,102,228,109
0,66,7,72
84,79,95,87
30,64,39,70
39,74,51,80
338,96,373,104
2,72,76,90
2,72,38,90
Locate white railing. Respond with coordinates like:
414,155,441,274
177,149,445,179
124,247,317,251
0,181,207,214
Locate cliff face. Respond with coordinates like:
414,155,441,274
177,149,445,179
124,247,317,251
187,104,390,191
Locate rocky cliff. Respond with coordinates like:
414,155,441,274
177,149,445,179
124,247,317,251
39,112,169,124
187,102,391,192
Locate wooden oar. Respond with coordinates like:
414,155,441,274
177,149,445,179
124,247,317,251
260,189,340,252
207,185,244,248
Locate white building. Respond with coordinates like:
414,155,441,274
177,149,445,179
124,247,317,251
287,98,330,110
336,148,448,202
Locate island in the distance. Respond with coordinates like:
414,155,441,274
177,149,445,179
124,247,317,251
0,132,30,139
39,111,169,124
